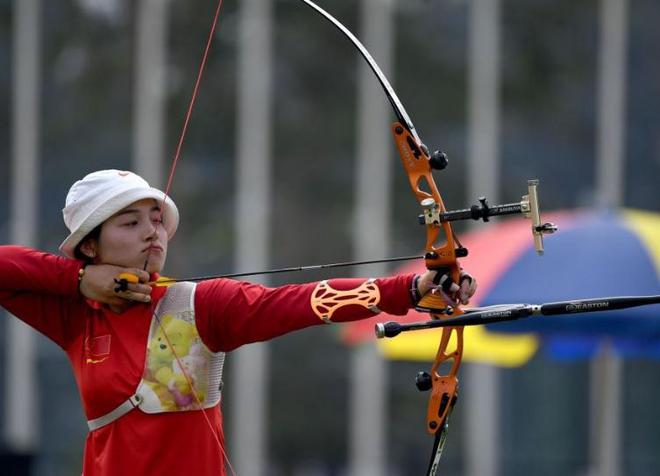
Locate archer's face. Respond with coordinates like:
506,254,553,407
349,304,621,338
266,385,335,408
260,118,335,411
92,199,169,274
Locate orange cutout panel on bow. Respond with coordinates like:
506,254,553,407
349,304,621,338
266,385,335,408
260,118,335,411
311,279,381,323
426,321,463,434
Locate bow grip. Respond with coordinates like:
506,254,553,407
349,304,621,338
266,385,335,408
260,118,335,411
415,264,462,312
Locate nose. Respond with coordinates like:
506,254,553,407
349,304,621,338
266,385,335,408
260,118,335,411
144,221,159,241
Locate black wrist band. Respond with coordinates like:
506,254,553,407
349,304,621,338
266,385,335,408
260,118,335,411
410,274,422,305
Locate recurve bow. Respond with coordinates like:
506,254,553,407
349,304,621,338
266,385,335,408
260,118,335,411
298,1,556,473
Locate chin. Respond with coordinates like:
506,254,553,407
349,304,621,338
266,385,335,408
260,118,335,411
145,258,166,275
143,262,163,275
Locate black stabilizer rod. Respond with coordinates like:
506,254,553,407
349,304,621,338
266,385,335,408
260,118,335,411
375,295,660,338
539,295,660,315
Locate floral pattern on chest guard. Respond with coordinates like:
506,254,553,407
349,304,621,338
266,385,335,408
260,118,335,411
136,282,225,413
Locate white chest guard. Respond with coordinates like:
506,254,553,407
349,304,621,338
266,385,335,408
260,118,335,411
87,282,225,431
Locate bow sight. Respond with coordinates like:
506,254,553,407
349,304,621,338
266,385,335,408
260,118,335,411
419,179,558,255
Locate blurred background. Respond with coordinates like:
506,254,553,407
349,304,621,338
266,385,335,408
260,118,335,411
1,0,659,475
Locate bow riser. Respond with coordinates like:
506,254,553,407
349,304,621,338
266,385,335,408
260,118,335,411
427,325,463,433
392,124,460,279
392,121,465,444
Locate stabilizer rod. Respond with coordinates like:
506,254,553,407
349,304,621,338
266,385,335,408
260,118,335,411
376,295,660,338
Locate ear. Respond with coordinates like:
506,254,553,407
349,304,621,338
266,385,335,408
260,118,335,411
78,238,97,260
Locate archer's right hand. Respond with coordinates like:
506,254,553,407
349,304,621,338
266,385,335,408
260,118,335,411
78,264,152,306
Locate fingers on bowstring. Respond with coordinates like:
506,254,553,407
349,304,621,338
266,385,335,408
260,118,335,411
131,269,151,283
120,269,150,284
114,271,152,303
113,278,130,293
126,282,153,300
123,290,152,303
113,284,152,303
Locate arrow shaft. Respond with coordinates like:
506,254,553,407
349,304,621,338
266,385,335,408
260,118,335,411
155,254,422,284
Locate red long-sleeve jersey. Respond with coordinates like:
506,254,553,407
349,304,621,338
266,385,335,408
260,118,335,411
0,246,414,476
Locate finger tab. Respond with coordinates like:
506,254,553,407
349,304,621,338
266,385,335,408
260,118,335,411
118,273,140,284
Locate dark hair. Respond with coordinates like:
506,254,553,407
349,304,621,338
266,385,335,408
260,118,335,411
73,224,102,263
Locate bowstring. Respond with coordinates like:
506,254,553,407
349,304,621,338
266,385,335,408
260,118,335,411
153,313,236,476
162,0,224,203
144,0,236,473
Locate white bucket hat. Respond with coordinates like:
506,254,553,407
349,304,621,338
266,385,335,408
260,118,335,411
59,169,179,258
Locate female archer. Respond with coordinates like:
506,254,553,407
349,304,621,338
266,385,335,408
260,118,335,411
0,169,476,475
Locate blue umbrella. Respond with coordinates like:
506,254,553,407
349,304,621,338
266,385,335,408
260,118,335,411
478,209,660,357
372,209,660,361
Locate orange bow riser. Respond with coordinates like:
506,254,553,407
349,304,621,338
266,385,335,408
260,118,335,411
392,120,465,463
300,0,556,473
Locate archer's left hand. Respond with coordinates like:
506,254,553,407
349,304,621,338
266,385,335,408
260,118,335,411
417,269,477,305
